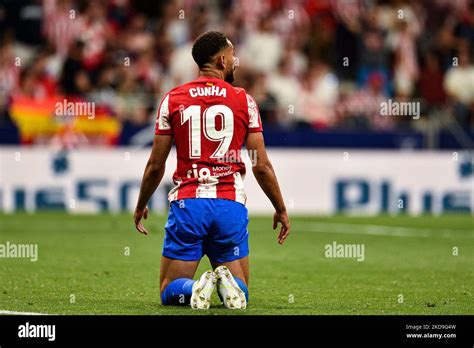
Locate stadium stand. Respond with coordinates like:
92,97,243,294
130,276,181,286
0,0,473,149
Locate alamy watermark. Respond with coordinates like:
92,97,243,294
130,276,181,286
55,99,95,119
18,322,55,341
380,99,420,120
216,149,257,167
324,241,365,262
0,241,38,262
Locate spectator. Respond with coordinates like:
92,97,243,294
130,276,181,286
0,43,19,111
389,19,420,97
296,61,339,129
0,0,472,146
79,0,111,71
43,0,82,58
241,15,282,73
356,7,391,95
267,56,301,125
336,71,392,130
246,72,278,126
7,0,45,66
59,40,90,96
444,47,474,129
419,52,447,108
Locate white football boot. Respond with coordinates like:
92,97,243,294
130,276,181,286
215,266,247,309
190,270,217,310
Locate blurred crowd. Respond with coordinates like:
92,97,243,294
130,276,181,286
0,0,473,145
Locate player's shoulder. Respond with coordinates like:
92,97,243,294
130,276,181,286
221,82,250,98
158,82,193,108
164,83,187,97
231,86,246,95
220,83,255,106
226,84,255,102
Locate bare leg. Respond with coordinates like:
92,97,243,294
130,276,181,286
159,256,201,293
210,256,249,285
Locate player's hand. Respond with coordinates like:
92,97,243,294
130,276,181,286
273,210,290,245
134,206,149,235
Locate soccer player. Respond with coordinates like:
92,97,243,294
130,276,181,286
134,31,290,310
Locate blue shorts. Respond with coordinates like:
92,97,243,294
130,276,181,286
162,198,249,263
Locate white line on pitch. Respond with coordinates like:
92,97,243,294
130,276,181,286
296,222,474,239
0,310,53,315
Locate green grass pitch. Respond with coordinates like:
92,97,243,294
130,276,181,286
0,213,473,315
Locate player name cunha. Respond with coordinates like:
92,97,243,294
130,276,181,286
18,322,55,341
189,86,227,98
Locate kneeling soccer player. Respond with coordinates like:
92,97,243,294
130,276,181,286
134,31,290,310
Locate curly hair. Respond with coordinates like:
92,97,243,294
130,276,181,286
191,31,229,69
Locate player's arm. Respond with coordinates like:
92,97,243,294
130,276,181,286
246,132,290,244
134,134,173,235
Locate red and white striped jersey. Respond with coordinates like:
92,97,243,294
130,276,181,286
43,0,83,58
155,76,263,205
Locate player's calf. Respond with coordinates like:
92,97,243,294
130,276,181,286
161,270,217,309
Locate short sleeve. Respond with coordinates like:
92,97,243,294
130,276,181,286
246,93,263,133
155,94,173,135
